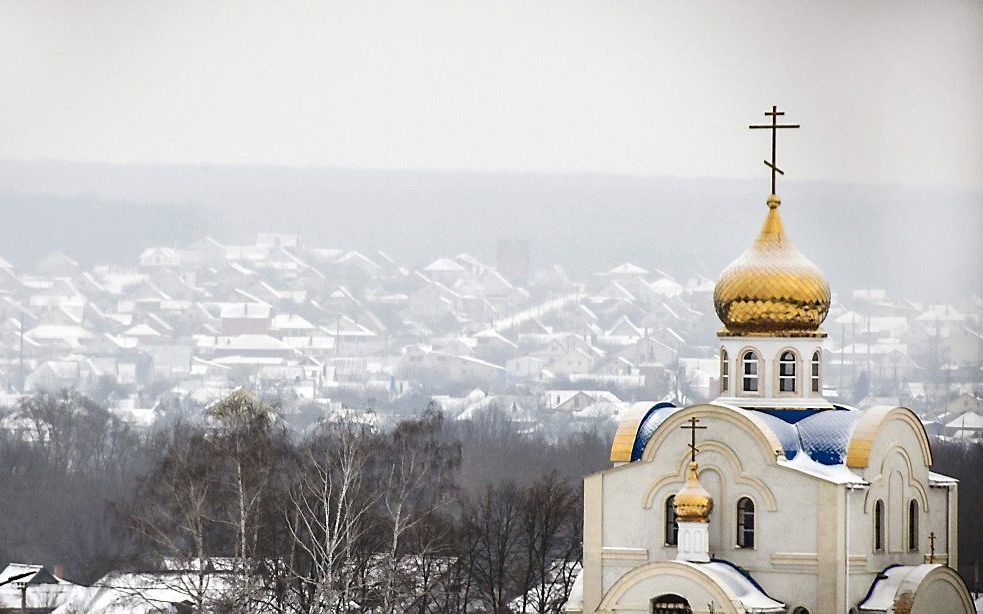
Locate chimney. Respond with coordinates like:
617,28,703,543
54,564,65,579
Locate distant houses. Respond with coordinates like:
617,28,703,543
0,235,975,431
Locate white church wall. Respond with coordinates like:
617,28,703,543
846,485,878,609
584,399,962,613
592,407,840,610
860,415,936,570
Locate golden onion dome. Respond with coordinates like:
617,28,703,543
714,195,830,336
673,462,713,523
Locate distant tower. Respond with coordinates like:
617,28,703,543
496,239,530,283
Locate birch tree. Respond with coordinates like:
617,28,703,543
284,419,381,613
376,410,460,612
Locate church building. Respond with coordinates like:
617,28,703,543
564,109,975,614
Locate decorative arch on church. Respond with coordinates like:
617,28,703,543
642,445,778,513
640,405,787,469
650,594,692,613
846,405,933,468
861,444,931,516
598,561,743,613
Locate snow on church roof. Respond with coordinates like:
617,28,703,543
856,563,971,612
698,560,786,613
615,401,874,483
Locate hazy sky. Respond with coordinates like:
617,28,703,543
2,1,982,188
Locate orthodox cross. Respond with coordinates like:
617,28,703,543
929,531,937,563
680,416,707,463
749,105,800,195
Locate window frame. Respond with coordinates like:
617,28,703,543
650,594,692,613
778,350,797,393
736,496,755,548
811,350,821,393
908,499,919,551
720,348,729,393
665,495,679,546
874,499,885,551
742,350,760,394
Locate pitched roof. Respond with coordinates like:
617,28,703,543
424,258,465,272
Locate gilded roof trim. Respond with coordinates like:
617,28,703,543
609,401,663,462
845,405,933,469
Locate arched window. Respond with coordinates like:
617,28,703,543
874,500,885,551
651,594,692,613
811,351,821,393
665,496,678,546
779,351,797,393
737,497,755,548
720,349,729,392
742,351,759,392
908,499,919,550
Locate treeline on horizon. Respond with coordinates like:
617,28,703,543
1,161,981,299
0,389,609,613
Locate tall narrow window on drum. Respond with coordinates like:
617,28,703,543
811,351,821,393
720,349,729,393
742,351,758,392
779,351,796,393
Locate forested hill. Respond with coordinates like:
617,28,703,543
0,159,979,300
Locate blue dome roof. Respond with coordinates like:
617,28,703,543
628,403,862,465
630,403,684,461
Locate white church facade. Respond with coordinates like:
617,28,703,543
564,112,975,614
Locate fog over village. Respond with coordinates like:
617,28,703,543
0,2,981,613
0,186,978,422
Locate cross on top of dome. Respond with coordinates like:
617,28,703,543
749,105,800,196
680,415,707,463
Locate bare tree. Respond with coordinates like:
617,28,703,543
284,419,381,613
208,389,288,612
127,422,220,612
515,473,582,614
376,410,460,612
0,390,145,583
463,482,523,613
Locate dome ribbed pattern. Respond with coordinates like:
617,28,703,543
714,196,830,336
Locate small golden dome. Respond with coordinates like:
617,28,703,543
714,195,830,336
674,462,713,523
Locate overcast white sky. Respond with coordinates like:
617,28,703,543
2,1,981,187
